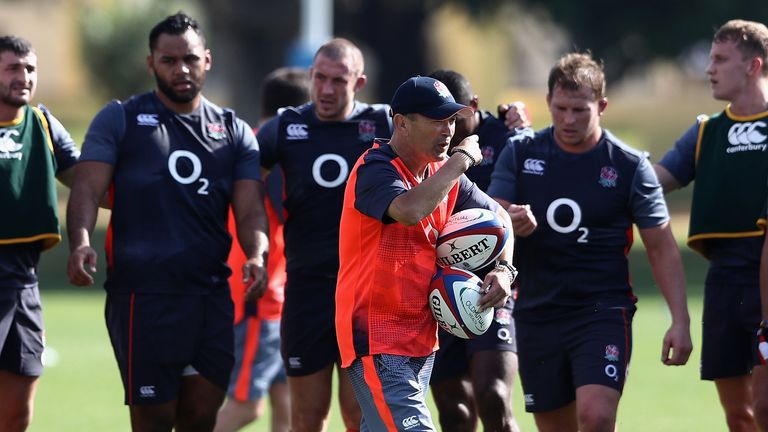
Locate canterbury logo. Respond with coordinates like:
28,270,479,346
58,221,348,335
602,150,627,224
136,113,159,126
0,129,21,152
286,123,308,140
139,385,156,397
402,416,419,429
728,122,767,145
523,158,545,175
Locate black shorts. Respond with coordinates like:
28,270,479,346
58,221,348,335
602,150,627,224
0,287,44,376
281,272,339,377
431,297,516,384
105,290,234,405
516,307,634,412
701,282,762,380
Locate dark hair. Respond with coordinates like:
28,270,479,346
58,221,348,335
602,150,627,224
428,69,473,105
149,12,205,52
0,35,33,57
261,67,310,117
547,52,606,100
715,19,768,75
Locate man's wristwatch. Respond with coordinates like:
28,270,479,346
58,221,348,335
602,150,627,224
495,260,518,284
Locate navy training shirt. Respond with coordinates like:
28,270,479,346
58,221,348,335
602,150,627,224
488,127,669,321
257,101,392,278
80,92,261,294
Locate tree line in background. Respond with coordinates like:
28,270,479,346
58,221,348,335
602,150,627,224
78,0,768,121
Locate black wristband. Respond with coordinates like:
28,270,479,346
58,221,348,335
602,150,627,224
449,148,477,167
495,260,518,284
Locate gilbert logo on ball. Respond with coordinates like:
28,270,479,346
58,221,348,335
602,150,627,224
436,208,508,271
429,266,493,339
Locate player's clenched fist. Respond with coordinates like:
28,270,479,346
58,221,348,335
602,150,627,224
507,204,537,237
68,245,98,286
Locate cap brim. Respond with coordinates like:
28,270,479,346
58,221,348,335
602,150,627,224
421,103,474,120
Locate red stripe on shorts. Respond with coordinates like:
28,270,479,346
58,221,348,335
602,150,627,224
362,356,398,431
128,293,135,405
233,317,262,401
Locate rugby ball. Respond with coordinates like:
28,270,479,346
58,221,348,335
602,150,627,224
429,266,493,339
436,208,508,271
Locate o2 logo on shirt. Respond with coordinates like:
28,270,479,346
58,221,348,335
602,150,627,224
168,150,210,195
546,198,588,243
312,153,349,188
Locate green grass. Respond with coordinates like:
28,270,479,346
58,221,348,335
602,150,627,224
28,243,730,431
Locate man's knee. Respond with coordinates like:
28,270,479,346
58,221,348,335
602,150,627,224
577,406,615,432
431,378,475,429
475,381,515,429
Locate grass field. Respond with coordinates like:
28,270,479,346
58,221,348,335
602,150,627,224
27,237,730,432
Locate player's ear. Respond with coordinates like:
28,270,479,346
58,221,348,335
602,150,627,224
354,73,367,92
204,49,212,71
598,97,608,115
393,113,407,130
147,54,154,74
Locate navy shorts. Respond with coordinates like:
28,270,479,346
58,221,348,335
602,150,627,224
516,307,634,412
701,282,762,380
281,272,339,377
0,286,44,376
105,290,234,405
431,297,516,384
227,317,285,401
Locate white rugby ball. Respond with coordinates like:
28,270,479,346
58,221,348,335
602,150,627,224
429,266,493,339
436,208,509,271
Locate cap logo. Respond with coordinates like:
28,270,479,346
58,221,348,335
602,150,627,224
434,81,452,99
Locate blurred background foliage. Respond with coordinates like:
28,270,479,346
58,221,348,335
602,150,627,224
78,0,197,100
0,0,766,213
69,0,768,119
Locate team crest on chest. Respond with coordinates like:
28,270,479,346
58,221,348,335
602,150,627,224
358,120,376,142
494,307,512,325
598,166,618,188
480,146,494,166
207,123,226,140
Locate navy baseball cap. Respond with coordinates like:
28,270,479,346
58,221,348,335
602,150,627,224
390,76,473,120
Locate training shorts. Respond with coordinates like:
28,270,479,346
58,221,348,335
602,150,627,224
347,353,437,431
280,272,339,376
516,306,634,412
431,297,516,384
105,290,234,405
227,317,285,401
701,281,762,380
0,286,44,376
